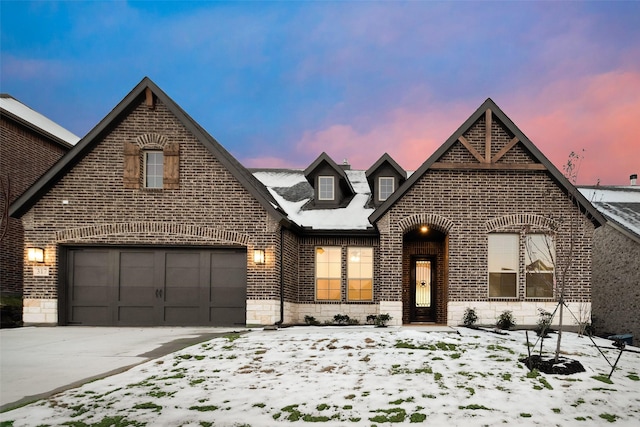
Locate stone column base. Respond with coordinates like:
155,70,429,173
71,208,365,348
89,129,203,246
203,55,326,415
23,298,58,325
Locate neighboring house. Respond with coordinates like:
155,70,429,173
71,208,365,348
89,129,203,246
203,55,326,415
1,94,79,324
579,181,640,342
9,78,604,327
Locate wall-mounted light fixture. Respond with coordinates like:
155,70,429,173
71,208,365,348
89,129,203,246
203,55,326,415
253,249,265,265
27,247,45,263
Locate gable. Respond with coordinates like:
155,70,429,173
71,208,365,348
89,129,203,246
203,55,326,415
303,152,355,209
370,99,605,226
9,78,287,225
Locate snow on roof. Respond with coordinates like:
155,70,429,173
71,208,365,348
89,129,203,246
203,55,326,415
253,169,374,230
0,94,80,145
578,186,640,238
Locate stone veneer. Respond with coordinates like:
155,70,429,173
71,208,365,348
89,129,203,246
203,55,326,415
448,301,591,328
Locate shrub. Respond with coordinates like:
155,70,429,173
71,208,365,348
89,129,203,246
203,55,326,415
496,310,516,330
365,313,393,327
375,313,392,327
535,309,553,336
333,314,350,325
462,307,478,328
304,315,320,326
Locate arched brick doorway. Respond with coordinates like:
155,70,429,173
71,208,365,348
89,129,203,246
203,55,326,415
402,225,449,324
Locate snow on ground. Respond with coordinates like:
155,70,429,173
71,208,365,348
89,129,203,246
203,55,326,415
2,327,639,426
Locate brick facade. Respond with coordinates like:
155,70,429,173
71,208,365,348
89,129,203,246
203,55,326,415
11,85,600,328
1,116,69,297
377,114,595,327
19,93,282,323
591,224,640,341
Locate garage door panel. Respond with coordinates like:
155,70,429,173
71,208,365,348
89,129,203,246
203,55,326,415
211,252,245,269
117,251,157,304
165,252,201,305
71,250,110,303
211,307,246,326
66,247,247,326
72,306,110,325
165,286,200,304
118,306,155,325
212,287,246,307
164,306,199,324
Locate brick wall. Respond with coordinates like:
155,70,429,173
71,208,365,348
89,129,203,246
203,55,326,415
297,236,379,303
591,224,640,341
1,117,69,296
20,94,282,319
378,115,595,324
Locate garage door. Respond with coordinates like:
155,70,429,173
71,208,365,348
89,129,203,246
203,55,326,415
64,247,246,326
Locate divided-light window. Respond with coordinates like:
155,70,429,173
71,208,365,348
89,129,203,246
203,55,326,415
525,234,555,298
315,246,341,300
347,247,373,301
318,176,334,200
488,234,518,298
144,151,164,188
378,177,395,201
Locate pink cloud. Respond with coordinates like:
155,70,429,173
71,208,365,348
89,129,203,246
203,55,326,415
509,70,640,185
289,71,639,185
292,101,474,171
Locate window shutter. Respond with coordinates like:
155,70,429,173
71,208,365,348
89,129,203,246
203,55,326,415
163,142,180,189
123,142,140,189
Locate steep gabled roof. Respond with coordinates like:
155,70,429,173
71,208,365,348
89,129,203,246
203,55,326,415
369,98,605,227
0,93,79,148
303,152,355,196
365,153,407,181
9,77,288,224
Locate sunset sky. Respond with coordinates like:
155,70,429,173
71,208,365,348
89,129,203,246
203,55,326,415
2,1,639,185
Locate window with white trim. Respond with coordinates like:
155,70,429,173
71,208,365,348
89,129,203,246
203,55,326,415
315,246,341,300
347,247,373,301
488,233,518,298
318,176,334,200
378,177,395,201
525,234,555,298
144,151,164,188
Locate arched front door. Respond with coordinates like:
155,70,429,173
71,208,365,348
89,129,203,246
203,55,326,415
410,256,436,322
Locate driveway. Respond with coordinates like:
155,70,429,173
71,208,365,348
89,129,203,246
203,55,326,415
0,326,241,411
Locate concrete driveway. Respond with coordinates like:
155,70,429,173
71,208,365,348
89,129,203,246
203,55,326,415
0,326,241,411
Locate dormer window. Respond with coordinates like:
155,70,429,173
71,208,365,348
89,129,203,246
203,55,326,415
318,176,335,200
378,177,395,201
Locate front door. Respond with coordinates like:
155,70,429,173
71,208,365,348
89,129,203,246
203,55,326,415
410,257,436,322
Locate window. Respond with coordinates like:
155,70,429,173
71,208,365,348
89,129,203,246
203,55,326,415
144,151,164,188
488,234,518,298
347,247,373,301
315,246,341,300
318,176,334,200
525,234,555,298
378,177,395,201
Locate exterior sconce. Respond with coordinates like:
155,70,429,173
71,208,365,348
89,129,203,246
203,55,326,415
27,247,45,263
253,249,265,265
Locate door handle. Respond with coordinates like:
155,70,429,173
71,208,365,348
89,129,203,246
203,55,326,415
155,289,163,298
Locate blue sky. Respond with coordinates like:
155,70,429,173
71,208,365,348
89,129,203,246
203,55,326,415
2,1,639,184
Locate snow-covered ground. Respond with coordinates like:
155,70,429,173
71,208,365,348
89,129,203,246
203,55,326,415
2,326,639,426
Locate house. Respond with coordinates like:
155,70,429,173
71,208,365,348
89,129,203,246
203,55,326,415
1,94,79,325
579,180,640,342
9,78,604,327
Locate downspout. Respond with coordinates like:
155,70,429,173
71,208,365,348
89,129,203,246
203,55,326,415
278,225,284,325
